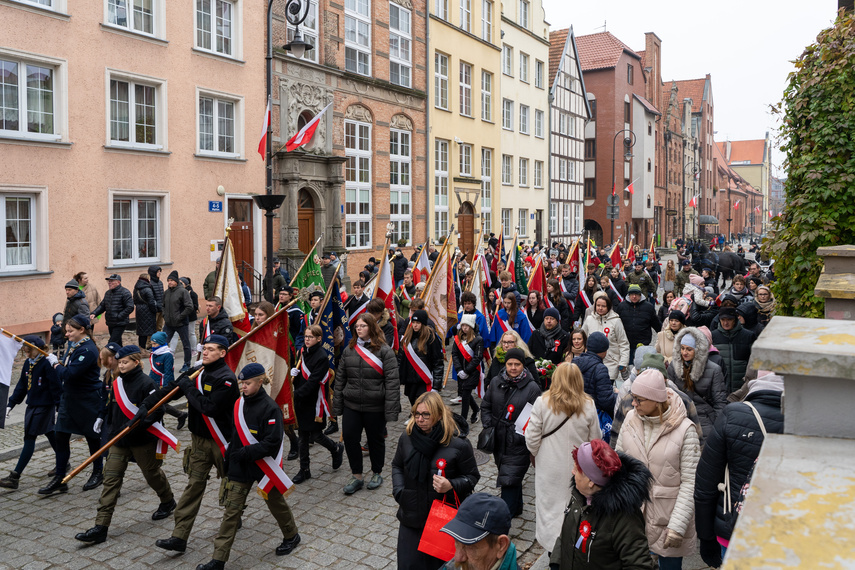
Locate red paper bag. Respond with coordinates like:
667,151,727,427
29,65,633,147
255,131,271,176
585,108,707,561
417,494,459,561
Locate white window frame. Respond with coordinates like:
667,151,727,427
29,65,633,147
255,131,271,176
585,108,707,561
534,160,543,188
501,209,512,238
502,98,513,130
389,3,412,88
518,158,528,187
459,0,470,32
481,147,492,235
568,160,575,182
13,0,69,13
518,0,529,28
534,108,544,138
480,70,492,122
196,88,243,158
344,119,372,249
519,104,529,135
481,0,492,42
549,202,557,235
518,208,528,237
105,68,167,151
502,44,512,76
390,128,411,246
286,0,318,62
0,191,37,272
501,154,512,186
109,191,165,266
562,203,571,234
434,138,449,240
519,52,529,83
574,203,582,234
558,158,567,181
194,0,240,58
345,0,371,76
459,62,472,117
0,49,68,143
105,0,165,39
434,52,449,110
435,0,447,20
535,59,544,88
459,143,472,177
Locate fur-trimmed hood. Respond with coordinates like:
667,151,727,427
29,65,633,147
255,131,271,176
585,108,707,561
670,327,710,384
681,283,710,308
589,452,652,518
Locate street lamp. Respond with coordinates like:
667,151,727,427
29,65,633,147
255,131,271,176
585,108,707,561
610,129,636,244
257,0,314,302
682,160,699,240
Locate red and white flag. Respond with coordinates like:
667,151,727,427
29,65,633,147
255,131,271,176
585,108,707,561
733,200,741,210
754,205,761,213
285,103,332,152
624,178,637,195
412,244,431,284
768,210,774,219
214,237,252,335
423,244,458,341
372,251,399,350
257,96,271,159
688,195,699,208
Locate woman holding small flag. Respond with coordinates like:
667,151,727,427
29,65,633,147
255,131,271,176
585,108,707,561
391,391,480,570
451,314,484,425
289,325,345,484
74,345,177,545
398,310,444,406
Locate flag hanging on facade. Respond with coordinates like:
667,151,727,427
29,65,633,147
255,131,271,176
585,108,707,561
257,95,271,159
768,210,774,219
624,179,637,195
423,243,457,340
688,195,699,208
285,103,332,152
0,331,23,429
754,205,761,213
214,236,252,335
733,200,741,210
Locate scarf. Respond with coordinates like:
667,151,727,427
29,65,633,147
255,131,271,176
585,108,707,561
494,346,507,364
499,368,526,388
405,422,445,483
570,344,585,358
755,287,776,313
152,344,172,356
538,322,563,343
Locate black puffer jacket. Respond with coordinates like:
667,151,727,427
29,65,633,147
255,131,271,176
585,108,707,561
293,343,333,430
226,387,283,484
711,322,756,394
572,351,616,416
106,365,164,447
392,419,480,528
162,283,194,328
334,340,401,422
199,310,235,344
148,265,164,312
398,331,444,390
615,298,661,349
529,326,570,367
93,284,135,326
62,290,90,329
133,278,158,337
694,389,783,542
451,334,484,392
481,369,541,486
667,328,727,440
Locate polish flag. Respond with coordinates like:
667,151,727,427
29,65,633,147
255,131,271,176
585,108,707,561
624,178,637,195
412,244,431,284
754,205,761,213
768,210,774,219
611,181,616,196
734,200,741,210
688,195,698,208
372,251,398,350
285,103,332,152
257,96,271,159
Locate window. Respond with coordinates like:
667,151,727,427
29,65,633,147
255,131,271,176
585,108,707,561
459,62,471,116
1,194,36,271
518,0,529,28
459,143,472,176
501,209,511,237
459,0,470,32
481,147,492,234
534,109,544,138
112,195,161,264
534,160,543,188
480,71,492,121
501,154,512,185
108,0,155,36
648,121,652,136
627,63,633,85
535,60,544,88
481,0,492,42
390,129,411,245
434,139,449,240
549,202,557,235
518,209,528,236
568,160,575,182
196,0,234,56
389,4,411,87
502,99,513,130
574,203,582,234
502,45,512,76
345,120,372,248
434,53,448,110
435,0,447,20
519,105,529,134
589,99,597,120
345,0,371,75
518,158,528,186
562,203,570,234
624,101,631,123
585,139,596,159
109,74,163,149
286,0,318,62
647,158,652,172
584,178,596,199
198,94,238,157
558,159,566,181
0,55,62,141
519,52,529,83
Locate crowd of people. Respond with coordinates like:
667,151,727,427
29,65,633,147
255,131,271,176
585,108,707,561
2,235,782,569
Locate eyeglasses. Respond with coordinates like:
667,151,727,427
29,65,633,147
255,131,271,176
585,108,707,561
412,412,432,420
631,395,650,404
501,340,516,346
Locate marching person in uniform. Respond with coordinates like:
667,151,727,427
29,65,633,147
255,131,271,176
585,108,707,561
196,363,301,570
275,285,307,353
398,310,444,406
198,297,235,347
148,334,240,555
74,345,177,544
289,325,345,484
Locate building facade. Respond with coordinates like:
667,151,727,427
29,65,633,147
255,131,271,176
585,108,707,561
1,0,266,333
716,134,772,234
548,27,589,245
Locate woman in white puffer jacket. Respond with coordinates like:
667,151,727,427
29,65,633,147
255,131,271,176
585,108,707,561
581,291,630,381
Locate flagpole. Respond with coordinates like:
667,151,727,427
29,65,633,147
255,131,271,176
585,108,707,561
0,329,50,357
311,264,343,327
372,227,395,302
288,232,325,287
465,228,484,294
419,225,455,300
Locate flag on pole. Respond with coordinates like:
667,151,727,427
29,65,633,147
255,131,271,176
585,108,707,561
214,236,252,335
611,180,616,196
527,256,548,296
511,236,528,295
0,331,23,429
285,103,332,152
257,95,271,159
733,200,741,210
627,238,636,263
754,205,761,213
412,245,431,284
768,210,774,219
566,239,580,275
316,278,351,368
624,178,637,195
470,255,488,316
688,195,699,208
291,251,325,313
423,242,457,341
372,250,399,350
610,242,622,267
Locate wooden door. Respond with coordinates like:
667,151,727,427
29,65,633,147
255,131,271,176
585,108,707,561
297,189,315,255
228,199,254,277
458,202,475,262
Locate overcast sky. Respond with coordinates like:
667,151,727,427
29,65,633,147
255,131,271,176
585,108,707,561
540,0,839,177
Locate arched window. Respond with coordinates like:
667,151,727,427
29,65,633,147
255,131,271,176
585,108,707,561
647,159,652,172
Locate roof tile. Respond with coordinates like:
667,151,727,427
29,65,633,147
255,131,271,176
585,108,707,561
576,31,641,72
723,140,766,165
549,29,569,83
672,78,706,113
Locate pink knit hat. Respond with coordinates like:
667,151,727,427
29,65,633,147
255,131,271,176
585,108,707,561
689,274,705,287
631,369,668,402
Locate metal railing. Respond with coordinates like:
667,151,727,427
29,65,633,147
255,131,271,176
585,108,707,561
238,261,263,304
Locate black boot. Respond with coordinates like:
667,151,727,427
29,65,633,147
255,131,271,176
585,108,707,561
47,463,69,478
0,471,20,489
152,498,177,521
275,533,301,555
38,474,68,495
196,560,225,570
155,536,187,552
323,420,338,435
292,469,311,484
286,431,299,461
82,470,104,491
75,525,108,544
332,442,344,470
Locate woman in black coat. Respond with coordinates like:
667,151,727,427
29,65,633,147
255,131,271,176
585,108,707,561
488,330,540,387
481,348,542,518
546,279,573,332
398,310,444,406
524,290,545,331
573,275,600,323
392,392,480,570
133,273,158,348
450,314,484,424
290,325,345,484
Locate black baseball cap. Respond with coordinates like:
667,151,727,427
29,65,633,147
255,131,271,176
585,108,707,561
440,493,511,544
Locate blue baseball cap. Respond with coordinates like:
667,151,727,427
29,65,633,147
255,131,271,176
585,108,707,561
441,493,512,544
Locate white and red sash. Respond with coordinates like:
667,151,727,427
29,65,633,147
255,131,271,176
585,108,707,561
454,336,484,398
559,279,568,294
113,376,179,459
197,371,230,456
405,342,432,392
543,295,555,309
300,350,331,418
608,280,624,304
398,284,412,301
347,298,368,326
355,343,384,375
233,398,292,499
202,317,212,339
579,290,593,309
149,346,171,387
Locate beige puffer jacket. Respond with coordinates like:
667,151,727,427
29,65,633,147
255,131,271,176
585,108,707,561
582,291,630,380
616,388,701,558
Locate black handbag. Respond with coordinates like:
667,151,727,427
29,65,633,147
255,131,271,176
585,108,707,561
476,426,495,452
